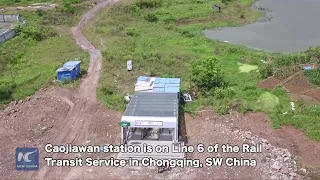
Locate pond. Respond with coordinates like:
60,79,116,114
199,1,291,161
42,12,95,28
203,0,320,53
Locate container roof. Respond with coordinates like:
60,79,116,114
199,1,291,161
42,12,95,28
56,61,81,72
63,61,81,67
123,92,179,118
135,76,181,93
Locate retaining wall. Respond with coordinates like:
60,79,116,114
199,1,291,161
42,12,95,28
0,14,26,43
0,29,16,43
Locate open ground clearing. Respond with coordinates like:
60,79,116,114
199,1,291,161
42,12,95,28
0,0,319,179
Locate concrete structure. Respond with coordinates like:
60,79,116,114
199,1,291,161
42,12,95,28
117,77,184,160
0,14,27,43
56,61,81,82
135,76,180,93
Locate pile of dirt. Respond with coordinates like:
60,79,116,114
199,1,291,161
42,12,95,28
258,76,282,89
0,87,74,179
283,74,313,94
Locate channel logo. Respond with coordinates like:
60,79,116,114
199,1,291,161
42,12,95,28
16,148,39,171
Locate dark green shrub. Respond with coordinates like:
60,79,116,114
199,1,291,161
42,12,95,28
0,80,16,101
304,68,320,85
221,0,234,5
229,99,249,113
213,87,235,99
216,105,229,115
144,13,158,22
101,87,115,95
15,24,42,41
260,62,273,78
191,56,223,90
61,0,76,14
15,23,57,41
135,0,162,9
125,28,140,36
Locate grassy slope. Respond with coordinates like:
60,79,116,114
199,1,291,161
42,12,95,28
84,0,320,141
0,2,89,105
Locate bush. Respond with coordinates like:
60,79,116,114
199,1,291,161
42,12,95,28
216,105,229,115
101,87,115,95
213,87,235,99
273,65,301,80
191,56,223,90
61,0,76,14
229,99,249,113
260,62,273,78
304,68,320,85
135,0,162,9
125,28,140,36
221,0,234,5
256,92,280,112
144,13,158,22
15,23,57,41
15,24,42,41
0,80,16,102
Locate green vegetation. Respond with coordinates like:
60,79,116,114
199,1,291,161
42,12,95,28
84,0,320,141
0,1,88,105
0,0,54,7
256,92,280,112
238,62,258,73
191,56,223,90
0,0,83,8
304,68,320,85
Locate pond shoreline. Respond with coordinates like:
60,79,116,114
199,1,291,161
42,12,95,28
204,0,320,53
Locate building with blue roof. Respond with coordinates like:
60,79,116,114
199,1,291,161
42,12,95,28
135,76,180,93
56,61,81,82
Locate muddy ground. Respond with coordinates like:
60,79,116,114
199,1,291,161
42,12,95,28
0,0,320,179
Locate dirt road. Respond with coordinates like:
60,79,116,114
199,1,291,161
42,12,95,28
30,0,119,179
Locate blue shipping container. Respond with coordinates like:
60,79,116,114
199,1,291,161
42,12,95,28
56,61,81,82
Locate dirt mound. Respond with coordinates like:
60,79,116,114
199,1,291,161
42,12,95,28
0,88,73,179
305,89,320,102
283,74,313,94
236,112,320,170
258,76,281,89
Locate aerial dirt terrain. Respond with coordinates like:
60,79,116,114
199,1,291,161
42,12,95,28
0,0,319,179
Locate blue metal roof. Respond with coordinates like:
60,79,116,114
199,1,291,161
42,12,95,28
165,78,180,84
165,84,180,87
56,61,81,72
154,78,166,84
303,66,312,70
56,67,72,72
63,61,81,67
154,83,166,88
153,88,165,92
165,87,180,93
136,76,181,93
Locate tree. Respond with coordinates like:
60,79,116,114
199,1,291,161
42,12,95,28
191,56,223,90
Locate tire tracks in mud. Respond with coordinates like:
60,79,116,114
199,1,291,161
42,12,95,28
31,0,118,179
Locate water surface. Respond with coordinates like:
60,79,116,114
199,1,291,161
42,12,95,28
204,0,320,53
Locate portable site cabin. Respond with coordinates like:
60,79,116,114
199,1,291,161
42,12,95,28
117,77,184,160
56,61,81,82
